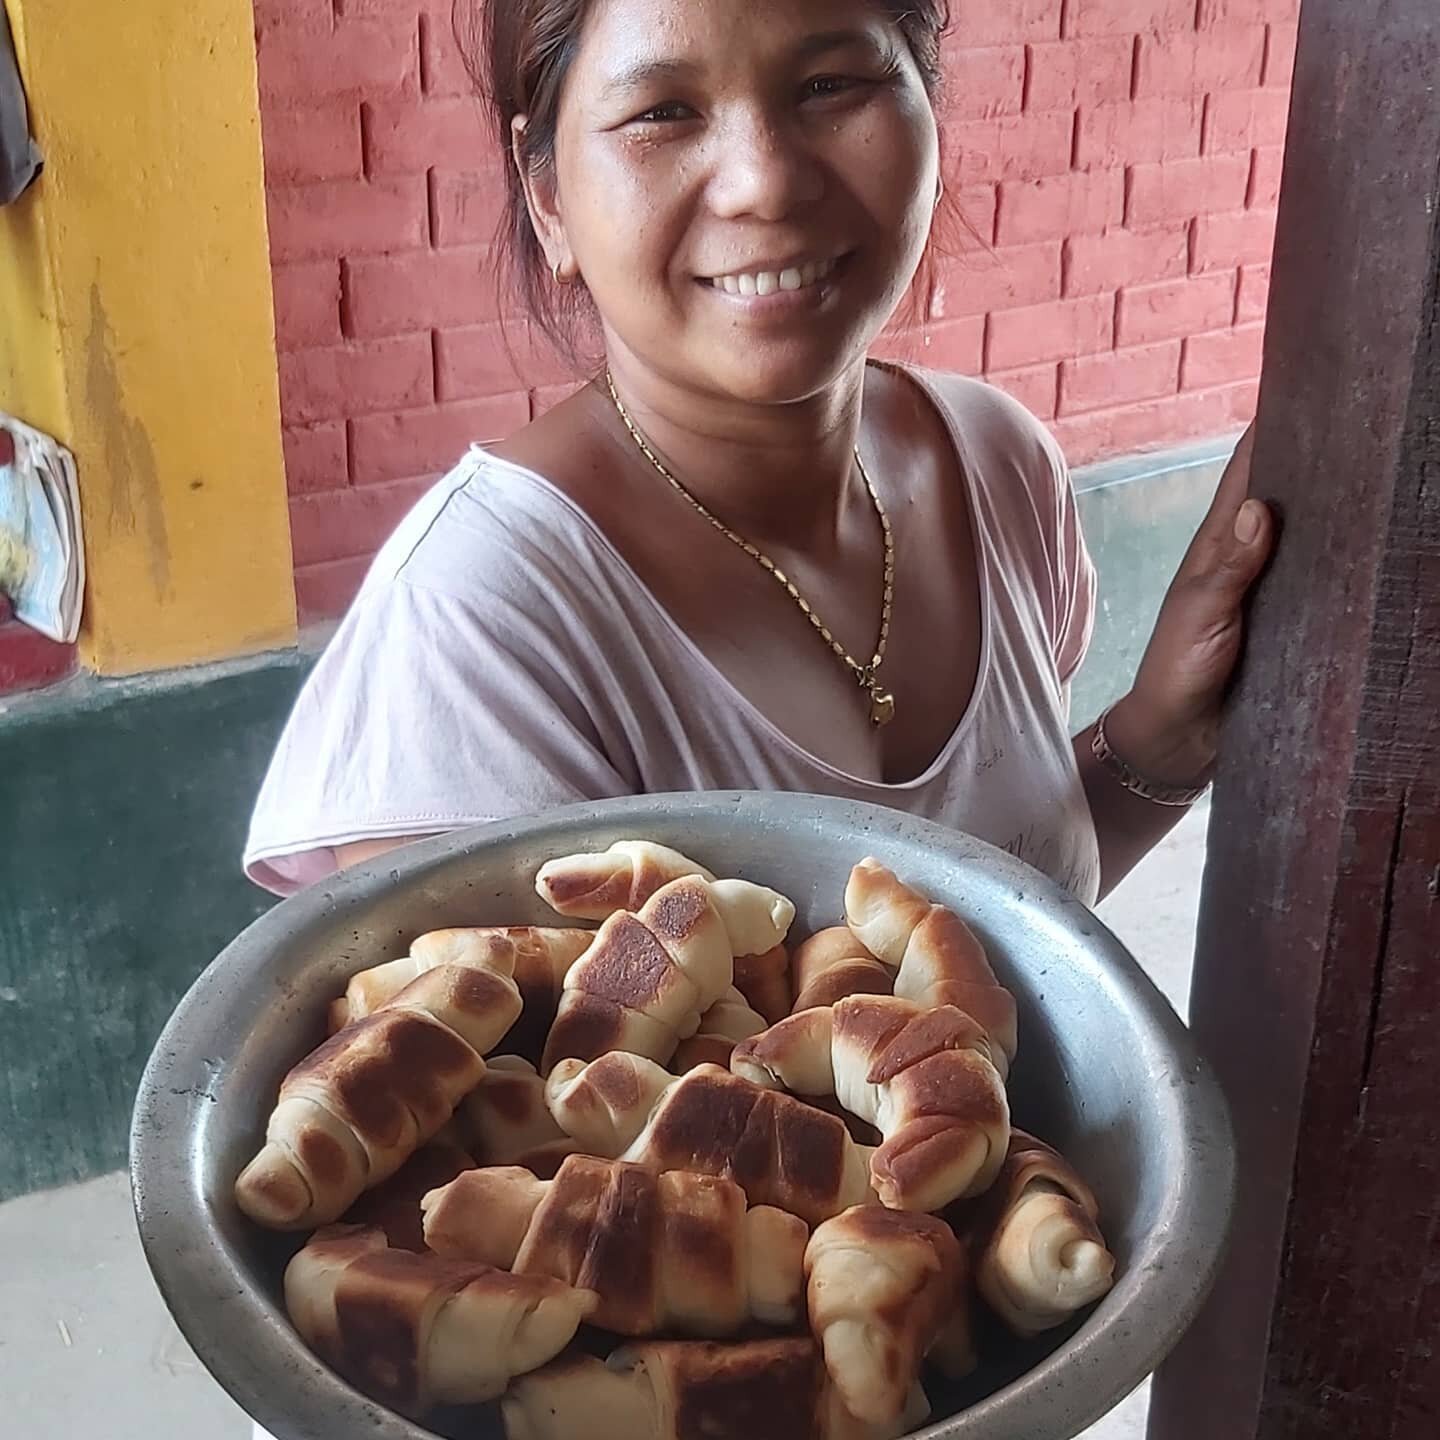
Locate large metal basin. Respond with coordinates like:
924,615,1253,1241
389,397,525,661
131,792,1233,1440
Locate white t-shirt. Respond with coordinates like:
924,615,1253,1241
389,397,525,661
245,369,1100,903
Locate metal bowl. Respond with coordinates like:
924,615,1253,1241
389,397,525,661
131,792,1233,1440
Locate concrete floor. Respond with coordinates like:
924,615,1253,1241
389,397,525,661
0,806,1206,1440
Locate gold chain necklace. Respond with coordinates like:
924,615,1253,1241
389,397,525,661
604,370,897,727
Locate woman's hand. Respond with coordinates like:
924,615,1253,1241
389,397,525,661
1105,425,1275,787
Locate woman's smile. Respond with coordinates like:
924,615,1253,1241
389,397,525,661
697,252,854,320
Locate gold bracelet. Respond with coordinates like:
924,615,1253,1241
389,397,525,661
1091,706,1212,808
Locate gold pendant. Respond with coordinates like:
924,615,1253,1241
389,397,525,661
868,684,896,728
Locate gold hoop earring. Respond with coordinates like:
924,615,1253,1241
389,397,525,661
552,259,574,286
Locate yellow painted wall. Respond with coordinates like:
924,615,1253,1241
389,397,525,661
0,0,296,674
0,184,67,443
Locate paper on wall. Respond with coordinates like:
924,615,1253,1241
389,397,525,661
0,414,84,644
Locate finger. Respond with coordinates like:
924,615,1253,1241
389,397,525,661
1177,424,1260,574
1201,423,1257,536
1191,496,1274,606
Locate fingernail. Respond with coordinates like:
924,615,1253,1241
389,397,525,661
1234,501,1262,545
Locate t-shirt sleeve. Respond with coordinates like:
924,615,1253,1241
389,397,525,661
1044,429,1098,687
243,577,634,896
938,372,1098,690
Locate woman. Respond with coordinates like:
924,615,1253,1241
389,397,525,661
247,0,1272,911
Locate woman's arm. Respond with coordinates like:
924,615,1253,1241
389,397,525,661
1079,427,1273,900
1074,699,1203,902
334,835,431,870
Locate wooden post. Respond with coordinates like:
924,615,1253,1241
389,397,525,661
1147,1,1440,1435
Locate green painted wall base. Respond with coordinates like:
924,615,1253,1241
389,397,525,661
0,432,1237,1202
0,654,310,1200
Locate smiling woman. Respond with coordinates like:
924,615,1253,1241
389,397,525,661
466,0,951,359
246,0,1271,931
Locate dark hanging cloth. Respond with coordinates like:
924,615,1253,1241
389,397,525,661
1,3,42,205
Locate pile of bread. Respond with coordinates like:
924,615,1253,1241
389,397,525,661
235,842,1115,1440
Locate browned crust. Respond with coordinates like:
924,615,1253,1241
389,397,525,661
650,1338,825,1440
642,1067,851,1224
524,1157,660,1333
567,915,677,1007
543,992,637,1072
286,1011,482,1154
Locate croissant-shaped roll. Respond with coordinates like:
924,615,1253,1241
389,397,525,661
235,960,522,1229
423,1153,808,1335
844,859,1018,1073
331,927,591,1064
971,1130,1115,1336
535,840,716,920
791,928,893,1013
284,1224,595,1416
673,986,769,1072
454,1056,576,1176
542,876,795,1073
806,1206,961,1425
502,1339,930,1440
545,1054,875,1227
544,1050,676,1156
733,943,793,1024
732,994,1010,1212
340,1140,474,1251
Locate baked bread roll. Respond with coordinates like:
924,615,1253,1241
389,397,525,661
542,876,795,1073
732,994,1010,1212
845,859,1018,1074
235,960,522,1229
791,927,893,1013
806,1206,962,1424
673,986,769,1072
330,927,590,1064
284,1224,595,1415
972,1130,1115,1336
535,841,716,919
423,1153,807,1335
454,1055,576,1176
733,943,792,1024
502,1338,929,1440
545,1053,876,1226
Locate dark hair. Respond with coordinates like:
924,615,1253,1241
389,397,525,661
455,0,954,359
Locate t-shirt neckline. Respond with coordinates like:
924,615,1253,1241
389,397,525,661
470,360,995,793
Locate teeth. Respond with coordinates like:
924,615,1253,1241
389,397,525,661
711,256,839,295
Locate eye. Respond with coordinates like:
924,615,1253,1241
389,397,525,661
803,74,866,102
632,101,695,125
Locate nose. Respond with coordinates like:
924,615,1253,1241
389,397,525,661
705,107,825,222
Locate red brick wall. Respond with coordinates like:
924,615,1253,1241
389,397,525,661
256,0,1297,622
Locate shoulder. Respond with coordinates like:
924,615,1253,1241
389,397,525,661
358,446,620,612
905,367,1067,480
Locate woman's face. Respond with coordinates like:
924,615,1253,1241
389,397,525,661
535,0,941,405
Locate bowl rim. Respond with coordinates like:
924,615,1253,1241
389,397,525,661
130,790,1234,1440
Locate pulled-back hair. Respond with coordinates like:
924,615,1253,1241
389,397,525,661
453,0,953,357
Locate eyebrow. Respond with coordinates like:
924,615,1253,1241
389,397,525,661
599,27,886,101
